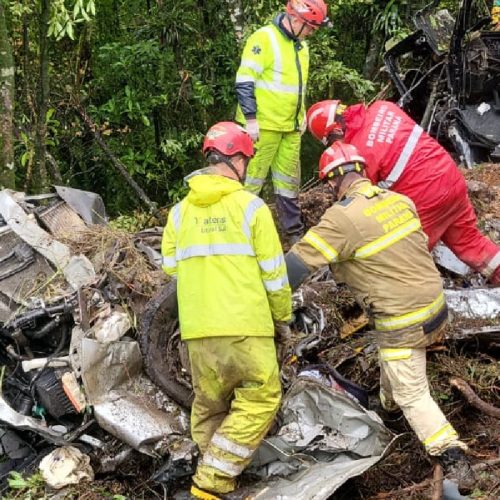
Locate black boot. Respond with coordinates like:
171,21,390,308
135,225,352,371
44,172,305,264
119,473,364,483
439,447,476,494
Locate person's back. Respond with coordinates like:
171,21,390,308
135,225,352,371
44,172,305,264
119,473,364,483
161,122,290,499
343,100,463,209
292,177,444,342
306,100,500,282
165,173,280,339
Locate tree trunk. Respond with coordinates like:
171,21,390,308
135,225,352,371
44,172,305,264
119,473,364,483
32,0,50,191
226,0,244,44
0,0,15,188
362,33,383,80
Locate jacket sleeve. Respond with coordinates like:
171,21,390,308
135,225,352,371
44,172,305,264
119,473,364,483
235,30,269,119
161,206,178,277
287,207,354,288
252,201,292,322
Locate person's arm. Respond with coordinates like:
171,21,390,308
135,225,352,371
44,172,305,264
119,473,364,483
235,31,268,128
252,200,292,322
286,207,353,291
160,204,180,276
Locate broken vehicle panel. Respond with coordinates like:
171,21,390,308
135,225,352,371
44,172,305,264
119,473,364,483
384,0,500,166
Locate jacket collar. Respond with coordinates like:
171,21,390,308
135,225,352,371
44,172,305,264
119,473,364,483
273,13,302,46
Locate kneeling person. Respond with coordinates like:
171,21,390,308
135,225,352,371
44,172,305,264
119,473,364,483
285,142,474,492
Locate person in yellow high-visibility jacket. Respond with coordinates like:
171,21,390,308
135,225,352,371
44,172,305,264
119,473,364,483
235,0,329,244
161,122,291,499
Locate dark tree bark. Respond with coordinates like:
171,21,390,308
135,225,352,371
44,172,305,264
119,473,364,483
0,0,15,188
31,0,50,191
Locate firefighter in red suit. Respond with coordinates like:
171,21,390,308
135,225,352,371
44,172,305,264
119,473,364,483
306,100,500,284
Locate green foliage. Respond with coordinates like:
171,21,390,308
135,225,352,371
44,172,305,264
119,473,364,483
6,0,436,213
5,471,46,500
48,0,95,40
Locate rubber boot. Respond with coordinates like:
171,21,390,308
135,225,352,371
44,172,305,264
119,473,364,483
439,447,476,494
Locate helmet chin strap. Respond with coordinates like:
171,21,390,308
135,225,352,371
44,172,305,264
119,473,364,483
208,152,246,184
286,14,306,40
222,157,246,184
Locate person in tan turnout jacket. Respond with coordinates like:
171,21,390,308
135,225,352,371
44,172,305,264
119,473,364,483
284,142,475,493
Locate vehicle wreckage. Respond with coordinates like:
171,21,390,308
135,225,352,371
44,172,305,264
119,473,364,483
0,185,499,498
385,0,500,167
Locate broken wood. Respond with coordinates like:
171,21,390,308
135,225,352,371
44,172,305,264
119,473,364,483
450,377,500,419
75,104,164,223
431,464,443,500
369,477,437,498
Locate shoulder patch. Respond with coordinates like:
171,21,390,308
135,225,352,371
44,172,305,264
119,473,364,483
337,197,354,207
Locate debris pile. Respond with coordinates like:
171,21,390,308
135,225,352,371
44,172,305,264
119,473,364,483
1,168,499,499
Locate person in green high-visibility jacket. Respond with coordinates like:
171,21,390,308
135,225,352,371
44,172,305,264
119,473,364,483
161,122,292,499
235,0,330,245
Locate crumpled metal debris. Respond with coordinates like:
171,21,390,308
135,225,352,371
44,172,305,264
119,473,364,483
246,377,395,499
39,446,94,489
0,190,95,290
433,243,472,276
79,328,187,455
445,287,500,319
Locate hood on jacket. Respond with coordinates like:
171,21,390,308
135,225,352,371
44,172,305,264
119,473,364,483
344,103,367,139
187,174,243,207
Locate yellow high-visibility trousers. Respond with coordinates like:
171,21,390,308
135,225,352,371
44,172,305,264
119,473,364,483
187,336,281,494
244,130,303,237
379,347,466,455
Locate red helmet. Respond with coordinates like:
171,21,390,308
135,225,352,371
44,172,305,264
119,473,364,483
307,100,346,145
319,142,366,181
202,122,254,158
286,0,329,27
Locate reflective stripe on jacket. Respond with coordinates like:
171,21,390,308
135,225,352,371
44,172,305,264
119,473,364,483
343,101,464,208
235,17,309,132
161,173,291,340
289,179,444,333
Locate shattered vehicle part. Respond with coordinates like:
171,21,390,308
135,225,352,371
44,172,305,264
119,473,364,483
384,0,500,163
39,446,94,489
0,190,95,290
0,389,66,444
433,242,472,276
246,377,394,500
80,335,186,455
445,288,500,319
54,186,107,225
152,437,198,491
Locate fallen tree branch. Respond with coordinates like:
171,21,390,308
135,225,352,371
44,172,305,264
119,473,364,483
431,464,443,500
369,477,437,498
449,377,500,419
363,459,500,499
472,457,500,472
75,104,164,223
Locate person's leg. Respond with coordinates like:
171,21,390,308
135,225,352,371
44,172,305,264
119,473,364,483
271,131,303,240
192,337,281,495
244,130,281,195
378,351,398,412
440,190,500,282
188,338,232,455
378,347,465,456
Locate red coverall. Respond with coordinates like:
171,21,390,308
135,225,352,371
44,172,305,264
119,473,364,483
343,100,500,283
